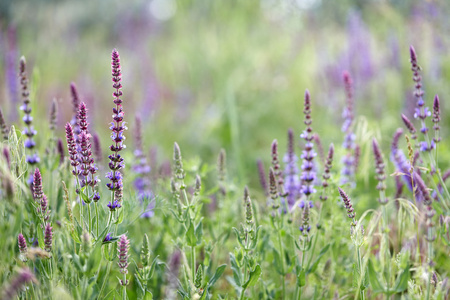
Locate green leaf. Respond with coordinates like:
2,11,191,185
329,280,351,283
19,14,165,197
307,243,331,274
186,223,197,247
115,209,124,225
297,268,306,287
367,260,385,293
195,220,203,244
393,265,410,293
242,264,261,289
200,264,227,300
143,291,153,300
70,229,82,244
80,189,90,204
230,253,242,287
273,248,284,275
37,227,45,249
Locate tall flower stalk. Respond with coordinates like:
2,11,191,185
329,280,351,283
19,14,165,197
341,71,357,186
284,128,300,209
106,49,126,213
19,57,40,170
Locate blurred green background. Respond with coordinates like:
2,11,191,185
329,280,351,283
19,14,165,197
1,0,450,193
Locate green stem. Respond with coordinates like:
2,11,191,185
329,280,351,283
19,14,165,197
306,205,323,270
88,203,92,234
98,261,112,299
357,247,365,300
277,218,285,300
191,245,196,283
122,273,127,300
95,202,99,238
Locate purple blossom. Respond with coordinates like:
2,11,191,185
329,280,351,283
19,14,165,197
338,187,357,226
2,267,37,300
300,90,317,199
341,71,357,185
18,234,28,258
0,108,8,140
65,123,80,176
118,234,130,275
107,200,121,211
103,233,113,243
44,223,53,252
257,159,268,197
107,49,127,205
284,128,300,208
19,56,39,166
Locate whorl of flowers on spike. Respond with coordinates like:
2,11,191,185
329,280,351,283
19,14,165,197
271,140,286,197
299,202,311,236
341,71,357,185
432,95,441,144
65,123,80,176
284,128,300,208
19,56,39,165
0,108,9,140
106,49,127,204
409,46,434,152
18,234,28,261
269,167,279,211
44,223,53,252
372,138,386,194
70,82,80,130
338,187,357,227
57,138,65,165
257,159,268,197
133,116,153,217
320,143,334,201
299,90,317,198
79,131,99,190
401,114,417,140
118,234,130,275
49,99,57,132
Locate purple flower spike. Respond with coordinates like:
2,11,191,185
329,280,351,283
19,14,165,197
65,123,80,176
0,108,9,140
70,82,80,128
44,223,53,252
372,138,386,194
118,234,130,275
300,90,317,197
107,49,127,204
271,139,285,197
338,187,357,226
433,95,441,144
401,114,417,140
341,71,357,186
320,143,334,201
284,128,300,208
18,234,28,256
93,133,103,164
57,138,65,165
19,56,39,166
257,159,268,197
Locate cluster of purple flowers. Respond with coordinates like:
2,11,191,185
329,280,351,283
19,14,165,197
133,115,153,218
283,128,300,209
19,57,39,166
106,49,127,205
299,90,317,198
340,71,357,186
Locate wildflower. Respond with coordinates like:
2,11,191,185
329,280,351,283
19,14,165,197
107,200,122,211
173,142,184,180
341,71,357,185
19,56,39,165
92,133,102,164
107,49,127,204
70,82,80,130
103,233,113,243
32,168,44,201
313,133,325,165
18,234,28,261
245,196,254,226
272,140,286,197
401,114,417,140
299,202,312,236
44,223,53,252
0,108,9,140
372,138,386,193
2,267,37,300
57,138,65,165
320,143,334,201
284,128,300,208
65,123,80,176
118,234,130,275
300,90,317,198
257,159,268,197
269,167,279,210
133,115,152,214
432,95,441,144
49,98,58,131
338,187,357,227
